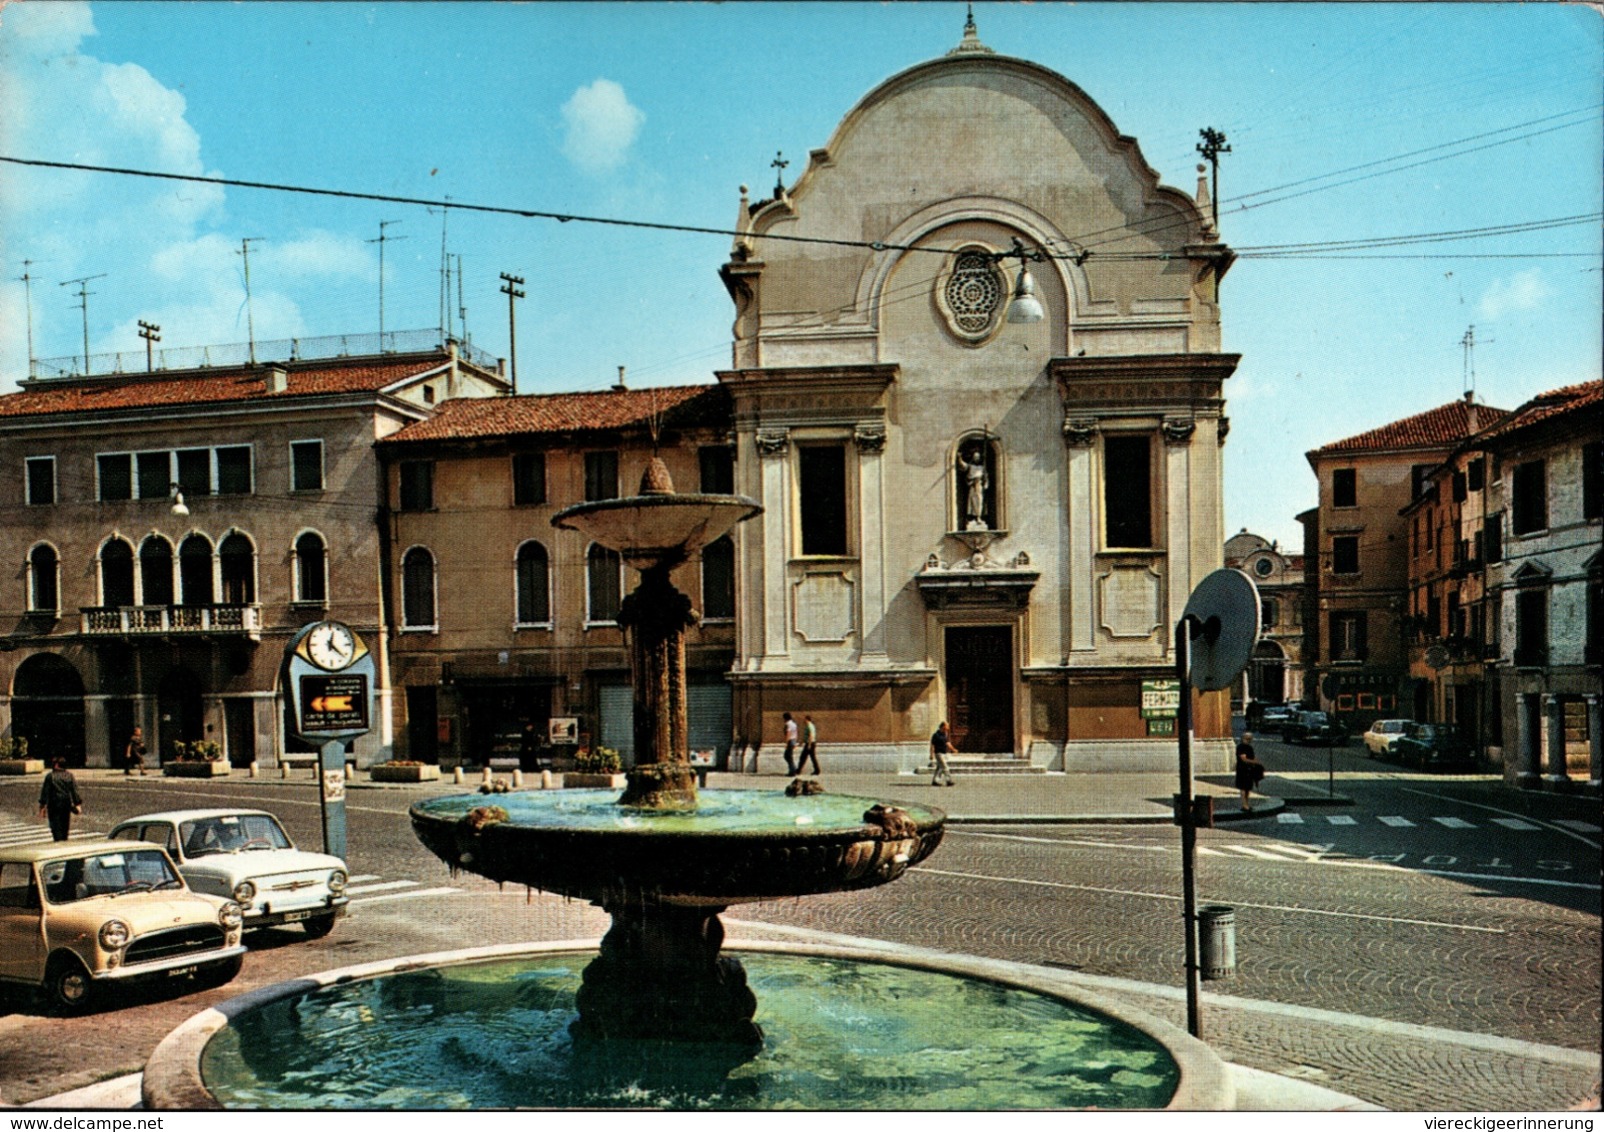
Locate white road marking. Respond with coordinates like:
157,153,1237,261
1556,819,1601,833
1325,815,1357,825
348,874,381,883
1276,812,1304,824
1433,816,1476,829
1217,845,1298,860
1377,815,1415,827
1396,784,1600,848
913,867,1506,932
345,880,419,896
348,886,459,905
1490,818,1541,831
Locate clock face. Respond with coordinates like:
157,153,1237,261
306,622,357,670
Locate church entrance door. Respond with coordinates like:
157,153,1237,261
945,626,1014,754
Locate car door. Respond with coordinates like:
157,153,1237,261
0,862,45,985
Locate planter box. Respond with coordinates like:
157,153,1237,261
163,761,232,778
371,763,441,783
564,772,626,789
0,759,45,776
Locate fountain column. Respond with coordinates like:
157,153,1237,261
616,563,700,809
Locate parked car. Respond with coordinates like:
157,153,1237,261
0,839,244,1011
110,809,348,938
1362,719,1413,759
1393,723,1476,771
1253,704,1298,733
1282,710,1347,746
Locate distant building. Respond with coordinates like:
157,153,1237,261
716,16,1239,771
0,338,508,768
374,385,736,768
1300,393,1507,732
1223,530,1305,709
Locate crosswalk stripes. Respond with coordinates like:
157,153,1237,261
1491,818,1541,831
1556,819,1601,834
1276,812,1304,824
1325,815,1357,825
1432,817,1476,829
1377,816,1416,827
0,813,101,846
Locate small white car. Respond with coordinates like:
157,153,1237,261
1362,719,1413,758
110,809,348,937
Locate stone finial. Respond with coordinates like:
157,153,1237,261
731,184,755,260
948,3,996,55
639,457,676,495
1195,164,1217,238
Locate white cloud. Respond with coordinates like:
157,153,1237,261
560,79,645,175
265,231,372,280
1478,269,1550,321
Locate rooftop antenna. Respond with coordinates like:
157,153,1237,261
367,220,407,350
237,238,263,364
455,253,468,345
1460,325,1492,398
138,320,161,372
16,260,40,376
59,273,107,376
429,198,452,339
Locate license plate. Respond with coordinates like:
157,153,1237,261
168,964,199,979
281,909,314,923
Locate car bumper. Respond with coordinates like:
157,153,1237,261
244,897,348,930
97,943,246,982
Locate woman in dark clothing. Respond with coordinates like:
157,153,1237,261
38,757,83,842
1234,732,1265,812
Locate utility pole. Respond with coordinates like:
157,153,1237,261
1196,128,1231,232
455,254,469,346
500,272,525,394
16,260,40,376
59,273,106,376
367,220,407,350
238,238,263,364
138,320,161,372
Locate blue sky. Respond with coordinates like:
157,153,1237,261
1,1,1599,548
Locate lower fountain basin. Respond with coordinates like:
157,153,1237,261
143,941,1234,1110
410,789,946,907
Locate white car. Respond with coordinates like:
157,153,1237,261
1362,719,1413,758
109,809,348,938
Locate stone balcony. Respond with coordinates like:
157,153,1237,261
80,604,263,640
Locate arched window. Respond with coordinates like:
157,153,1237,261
27,544,59,613
515,541,551,626
294,532,328,604
402,547,436,629
100,539,135,608
219,532,255,604
701,535,735,620
140,536,174,606
179,534,214,606
586,544,622,624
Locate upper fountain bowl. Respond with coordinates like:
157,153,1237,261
552,457,760,570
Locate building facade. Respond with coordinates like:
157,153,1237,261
717,20,1238,771
376,385,738,768
1223,530,1305,710
1,341,509,768
1301,395,1506,733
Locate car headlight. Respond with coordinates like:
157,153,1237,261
328,869,348,894
233,880,257,904
99,919,130,950
219,901,244,930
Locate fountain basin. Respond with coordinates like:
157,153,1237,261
143,940,1235,1110
409,789,946,906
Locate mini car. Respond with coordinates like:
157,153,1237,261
110,809,348,938
1257,704,1297,733
1283,710,1347,745
1393,723,1476,771
0,839,244,1012
1362,719,1413,758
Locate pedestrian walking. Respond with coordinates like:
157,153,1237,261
796,714,821,775
38,757,83,842
929,721,957,786
124,726,148,776
1235,731,1265,811
781,711,799,776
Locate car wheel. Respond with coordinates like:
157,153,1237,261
303,913,338,939
45,955,93,1014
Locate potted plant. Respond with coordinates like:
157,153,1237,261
564,746,625,788
0,736,43,775
371,759,441,783
164,740,232,777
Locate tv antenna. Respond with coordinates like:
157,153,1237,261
237,238,263,364
1460,325,1492,397
16,260,41,374
59,273,107,376
368,220,407,347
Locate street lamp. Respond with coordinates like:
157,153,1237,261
997,237,1046,324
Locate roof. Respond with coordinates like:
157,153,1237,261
112,809,276,826
382,384,730,444
1475,380,1601,446
0,838,160,863
0,354,464,420
1307,397,1509,461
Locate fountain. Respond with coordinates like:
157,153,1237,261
141,458,1232,1110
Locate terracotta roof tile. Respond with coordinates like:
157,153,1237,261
382,385,730,443
0,357,455,419
1308,398,1509,459
1476,380,1601,443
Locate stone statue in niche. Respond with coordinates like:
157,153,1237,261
961,443,989,530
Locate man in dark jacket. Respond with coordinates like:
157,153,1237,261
38,757,83,842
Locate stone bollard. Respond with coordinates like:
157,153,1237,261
281,763,291,780
481,767,493,785
248,764,259,779
512,770,524,788
540,770,553,789
453,766,465,785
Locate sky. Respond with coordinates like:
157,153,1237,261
1,1,1599,549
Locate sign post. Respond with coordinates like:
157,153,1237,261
284,621,375,861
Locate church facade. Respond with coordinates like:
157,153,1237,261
717,21,1239,772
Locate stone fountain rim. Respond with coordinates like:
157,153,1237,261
142,938,1233,1112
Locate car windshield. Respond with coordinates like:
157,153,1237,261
39,849,183,904
1411,725,1447,739
1305,713,1330,724
1381,721,1407,733
179,814,293,858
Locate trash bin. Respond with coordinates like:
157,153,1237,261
1198,905,1236,980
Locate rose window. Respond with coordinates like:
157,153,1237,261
944,252,1002,334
